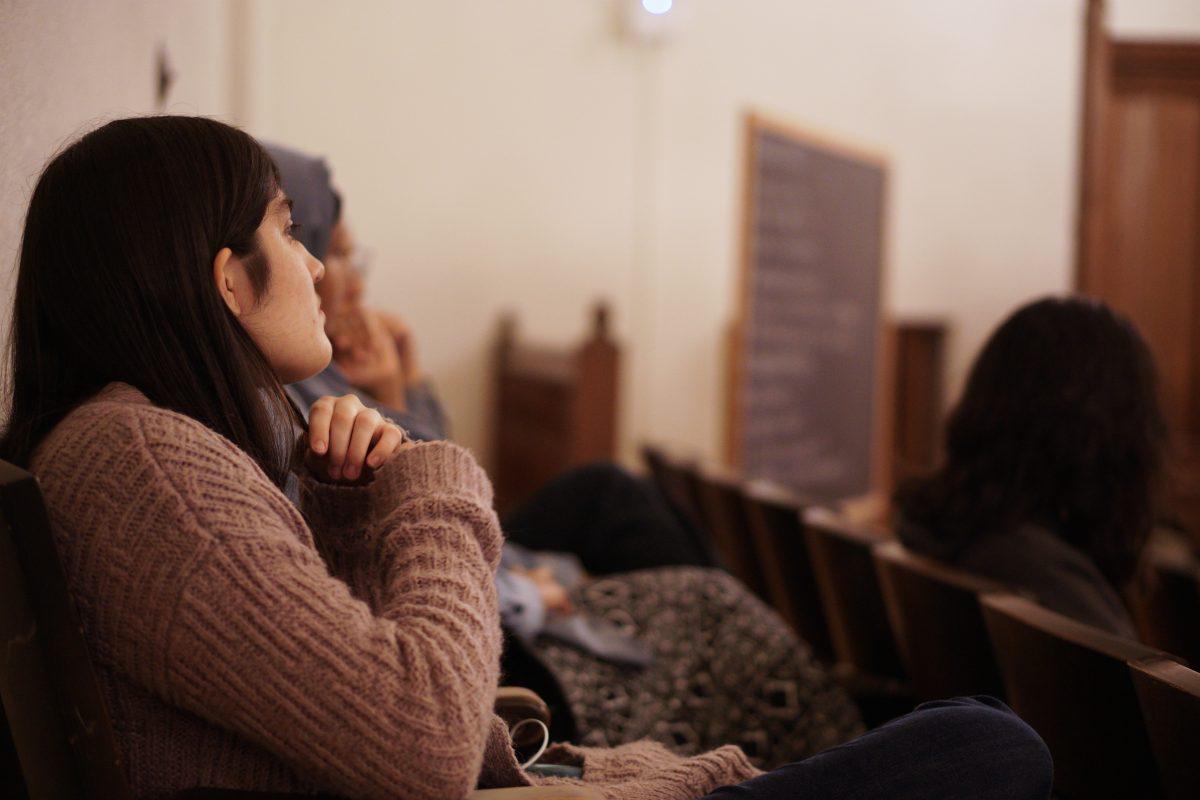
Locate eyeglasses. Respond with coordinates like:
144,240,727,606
349,247,373,279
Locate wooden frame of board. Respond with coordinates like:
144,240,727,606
725,111,893,510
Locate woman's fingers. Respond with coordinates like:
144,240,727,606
366,424,405,469
307,394,409,483
307,396,335,455
325,395,362,480
343,408,384,481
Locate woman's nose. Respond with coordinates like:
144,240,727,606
310,254,326,284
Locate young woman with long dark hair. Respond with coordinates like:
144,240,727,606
896,296,1168,637
2,116,1052,800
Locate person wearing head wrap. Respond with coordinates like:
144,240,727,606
264,142,447,442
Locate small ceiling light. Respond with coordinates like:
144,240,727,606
618,0,685,44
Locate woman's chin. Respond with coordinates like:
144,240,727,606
277,341,334,385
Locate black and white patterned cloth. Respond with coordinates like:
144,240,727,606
527,566,864,769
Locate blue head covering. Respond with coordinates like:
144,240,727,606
263,142,341,261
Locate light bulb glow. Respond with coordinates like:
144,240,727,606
642,0,672,15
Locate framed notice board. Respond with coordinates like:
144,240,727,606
726,113,889,502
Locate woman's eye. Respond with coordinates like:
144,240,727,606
286,221,303,240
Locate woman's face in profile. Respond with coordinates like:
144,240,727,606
223,191,333,383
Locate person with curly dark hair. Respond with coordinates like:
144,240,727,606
895,296,1168,637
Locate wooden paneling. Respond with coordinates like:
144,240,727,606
1076,0,1200,544
1091,97,1200,436
889,320,945,487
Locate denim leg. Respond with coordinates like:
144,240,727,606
701,696,1052,800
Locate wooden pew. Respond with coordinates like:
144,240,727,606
803,510,911,723
873,541,1008,701
639,444,719,568
739,481,836,663
982,594,1176,800
640,444,706,537
1130,533,1200,668
1130,659,1200,800
692,465,770,600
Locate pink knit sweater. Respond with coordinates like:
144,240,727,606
31,384,759,800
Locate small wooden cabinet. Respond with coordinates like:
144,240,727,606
491,303,619,514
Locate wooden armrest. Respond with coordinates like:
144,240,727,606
495,686,552,749
495,686,551,726
471,789,603,800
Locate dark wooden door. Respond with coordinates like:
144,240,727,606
1077,1,1200,544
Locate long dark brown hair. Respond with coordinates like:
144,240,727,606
895,296,1168,587
1,116,301,488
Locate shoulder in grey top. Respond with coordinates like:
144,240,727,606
898,519,1138,639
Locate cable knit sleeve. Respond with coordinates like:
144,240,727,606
36,400,504,800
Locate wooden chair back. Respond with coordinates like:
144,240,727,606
1130,659,1200,800
803,512,906,683
982,594,1174,799
639,444,717,566
640,445,704,529
691,467,770,599
1130,536,1200,668
873,541,1008,700
739,481,835,662
0,459,132,799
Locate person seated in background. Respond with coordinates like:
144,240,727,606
267,143,863,767
895,296,1166,638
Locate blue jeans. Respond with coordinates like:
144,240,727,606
702,697,1052,800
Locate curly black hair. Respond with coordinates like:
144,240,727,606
895,296,1168,588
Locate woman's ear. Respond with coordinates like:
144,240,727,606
212,247,243,316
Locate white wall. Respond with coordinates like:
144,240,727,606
639,0,1084,462
0,0,235,359
243,0,1086,466
1110,0,1200,38
5,0,1198,470
237,1,641,465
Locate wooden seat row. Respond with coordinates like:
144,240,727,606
641,443,1200,800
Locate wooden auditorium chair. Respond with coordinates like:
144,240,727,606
1130,659,1200,800
640,445,705,533
981,594,1176,800
802,510,911,722
639,443,718,566
873,540,1008,701
0,459,599,800
1129,534,1200,668
690,465,771,600
738,480,836,664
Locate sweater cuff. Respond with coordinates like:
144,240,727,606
298,441,494,536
